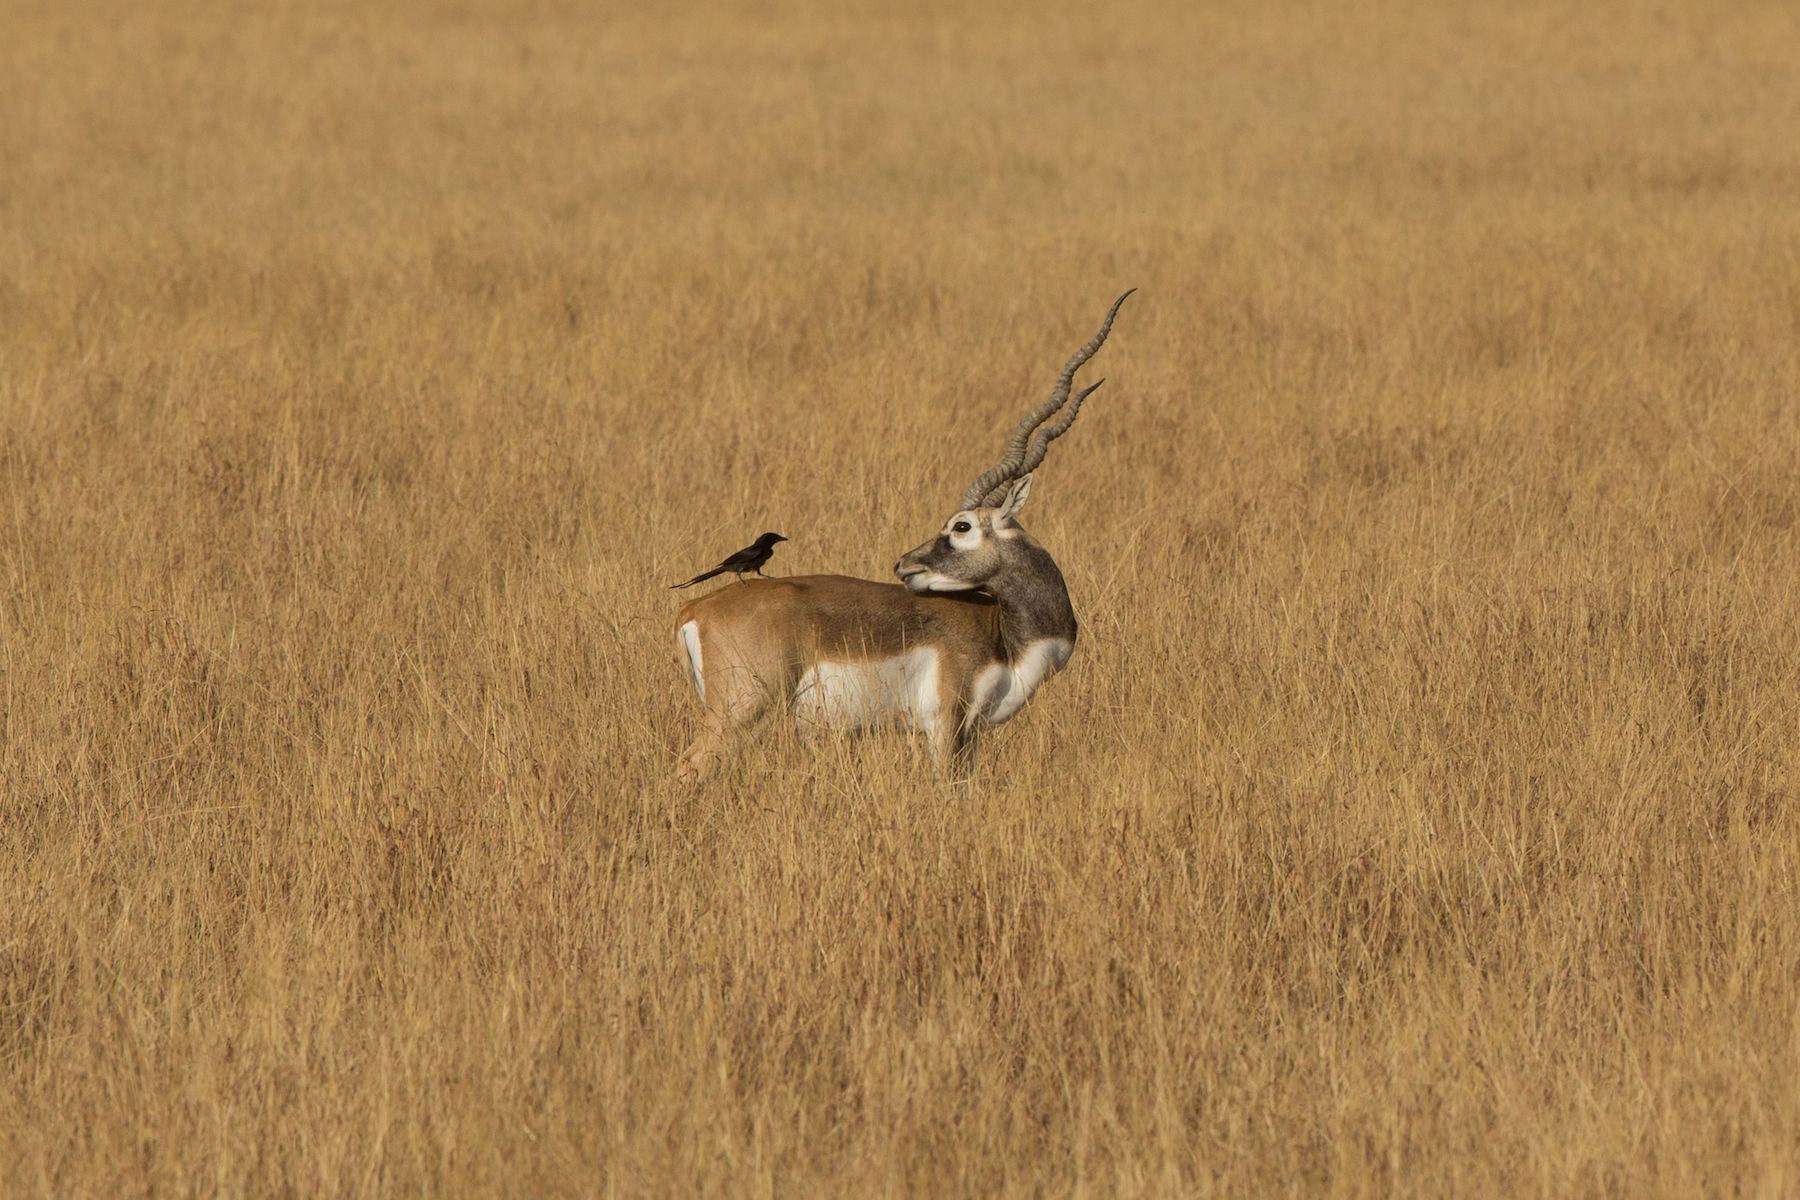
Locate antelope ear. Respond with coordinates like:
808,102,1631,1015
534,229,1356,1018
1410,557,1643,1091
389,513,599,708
997,474,1033,521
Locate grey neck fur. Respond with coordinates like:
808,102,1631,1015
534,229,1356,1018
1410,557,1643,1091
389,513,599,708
984,531,1078,655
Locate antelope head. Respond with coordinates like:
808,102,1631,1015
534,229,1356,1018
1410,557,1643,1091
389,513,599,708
895,288,1135,598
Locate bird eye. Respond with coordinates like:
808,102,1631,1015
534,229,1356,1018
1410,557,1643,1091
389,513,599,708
952,521,972,534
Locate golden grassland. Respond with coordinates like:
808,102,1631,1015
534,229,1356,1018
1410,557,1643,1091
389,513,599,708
3,0,1799,1193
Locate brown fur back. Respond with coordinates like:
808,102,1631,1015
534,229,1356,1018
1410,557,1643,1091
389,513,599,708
677,575,1005,699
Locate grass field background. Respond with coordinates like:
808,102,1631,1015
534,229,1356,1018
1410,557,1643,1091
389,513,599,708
4,0,1799,1193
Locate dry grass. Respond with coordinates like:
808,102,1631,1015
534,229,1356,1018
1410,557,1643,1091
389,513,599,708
4,0,1800,1193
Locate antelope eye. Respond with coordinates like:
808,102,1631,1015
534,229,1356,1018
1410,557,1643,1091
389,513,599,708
951,521,972,534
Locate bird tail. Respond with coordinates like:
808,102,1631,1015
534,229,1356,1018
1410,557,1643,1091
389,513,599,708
670,565,729,590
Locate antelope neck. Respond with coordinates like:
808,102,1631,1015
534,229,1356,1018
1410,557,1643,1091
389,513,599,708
983,553,1078,658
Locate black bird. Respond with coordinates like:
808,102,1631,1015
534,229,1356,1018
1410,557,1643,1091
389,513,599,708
670,532,788,589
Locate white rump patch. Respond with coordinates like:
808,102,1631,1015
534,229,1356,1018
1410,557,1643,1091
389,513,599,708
678,621,705,702
793,648,941,740
971,637,1074,726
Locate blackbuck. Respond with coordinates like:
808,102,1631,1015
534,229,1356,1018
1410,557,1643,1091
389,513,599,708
674,290,1133,781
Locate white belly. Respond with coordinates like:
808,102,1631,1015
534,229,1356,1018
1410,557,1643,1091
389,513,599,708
793,649,942,739
971,637,1074,726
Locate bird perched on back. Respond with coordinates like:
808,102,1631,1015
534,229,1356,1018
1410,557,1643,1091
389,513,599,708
670,532,788,589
